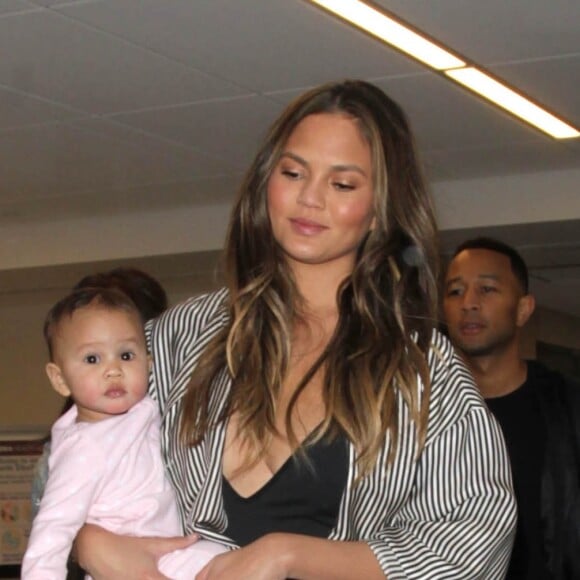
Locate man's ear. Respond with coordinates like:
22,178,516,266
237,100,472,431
45,362,71,398
516,294,536,328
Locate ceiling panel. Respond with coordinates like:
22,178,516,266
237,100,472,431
0,9,245,115
0,85,82,129
0,1,39,15
0,176,241,225
111,95,286,168
426,139,579,181
56,0,425,91
0,120,227,203
377,0,580,62
489,55,580,124
373,73,545,151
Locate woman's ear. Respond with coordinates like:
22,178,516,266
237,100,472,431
45,362,72,398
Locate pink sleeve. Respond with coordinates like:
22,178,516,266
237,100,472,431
21,431,103,579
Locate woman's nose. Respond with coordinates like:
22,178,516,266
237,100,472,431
297,177,325,208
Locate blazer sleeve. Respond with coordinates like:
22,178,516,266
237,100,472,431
146,289,228,414
367,335,517,579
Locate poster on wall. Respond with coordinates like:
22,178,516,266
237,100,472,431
0,435,45,566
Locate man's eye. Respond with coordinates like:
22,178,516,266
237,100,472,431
481,286,497,293
121,352,135,361
84,354,99,364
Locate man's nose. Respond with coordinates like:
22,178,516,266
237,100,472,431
461,287,480,311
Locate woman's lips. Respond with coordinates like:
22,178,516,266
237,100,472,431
289,218,328,236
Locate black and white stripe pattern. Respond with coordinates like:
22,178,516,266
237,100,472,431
146,289,516,578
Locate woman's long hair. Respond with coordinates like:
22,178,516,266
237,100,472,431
180,80,439,479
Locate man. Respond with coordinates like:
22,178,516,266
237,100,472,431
443,237,580,580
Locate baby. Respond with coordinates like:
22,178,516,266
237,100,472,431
22,287,226,579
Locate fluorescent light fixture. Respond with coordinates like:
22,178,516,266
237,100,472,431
446,67,580,139
309,0,465,70
308,0,579,139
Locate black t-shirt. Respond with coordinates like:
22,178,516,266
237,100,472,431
486,371,549,580
222,432,349,547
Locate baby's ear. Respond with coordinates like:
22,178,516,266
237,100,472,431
45,363,71,398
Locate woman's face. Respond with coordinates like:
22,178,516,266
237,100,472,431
267,112,376,276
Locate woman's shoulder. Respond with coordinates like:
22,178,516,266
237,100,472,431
423,329,487,442
148,287,229,340
161,287,228,325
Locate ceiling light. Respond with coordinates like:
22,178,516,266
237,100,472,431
309,0,465,70
307,0,579,140
446,68,579,139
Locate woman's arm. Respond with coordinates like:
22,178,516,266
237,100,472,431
77,524,199,580
196,534,383,580
367,407,516,579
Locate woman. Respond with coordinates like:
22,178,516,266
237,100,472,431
78,80,515,579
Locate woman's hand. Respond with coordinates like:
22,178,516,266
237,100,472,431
196,534,291,580
77,523,199,579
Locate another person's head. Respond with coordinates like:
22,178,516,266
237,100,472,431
74,267,168,322
443,237,535,359
44,287,150,423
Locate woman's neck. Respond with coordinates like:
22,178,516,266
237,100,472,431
289,259,352,317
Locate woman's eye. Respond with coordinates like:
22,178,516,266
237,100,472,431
121,352,135,361
84,354,99,364
333,182,355,191
281,169,301,179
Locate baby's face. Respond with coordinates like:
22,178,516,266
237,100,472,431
48,305,149,422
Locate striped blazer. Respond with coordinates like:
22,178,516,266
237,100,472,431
147,288,516,579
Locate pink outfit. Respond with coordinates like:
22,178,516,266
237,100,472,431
22,396,226,579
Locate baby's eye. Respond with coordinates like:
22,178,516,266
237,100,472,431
84,354,99,364
121,351,135,361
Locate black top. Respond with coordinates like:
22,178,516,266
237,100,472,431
222,431,349,547
486,369,548,580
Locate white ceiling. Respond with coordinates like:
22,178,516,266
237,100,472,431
0,0,578,316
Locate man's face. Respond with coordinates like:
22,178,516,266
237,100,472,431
443,248,530,358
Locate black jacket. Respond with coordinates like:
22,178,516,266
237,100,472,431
528,361,580,579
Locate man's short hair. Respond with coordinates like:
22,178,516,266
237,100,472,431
452,237,529,293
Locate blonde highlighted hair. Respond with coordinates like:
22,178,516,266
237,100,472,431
180,80,439,479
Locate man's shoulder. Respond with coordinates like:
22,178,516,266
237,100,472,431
526,360,580,425
526,359,579,392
